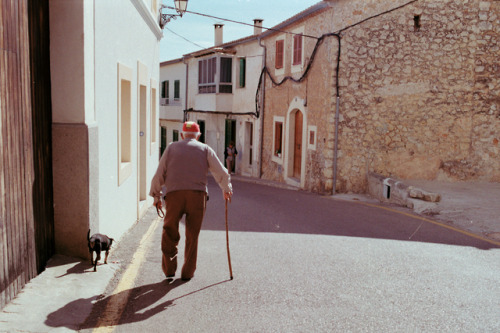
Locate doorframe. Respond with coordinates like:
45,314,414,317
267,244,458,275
284,97,307,188
224,118,237,171
137,61,149,219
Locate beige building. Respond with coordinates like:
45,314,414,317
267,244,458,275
259,0,499,194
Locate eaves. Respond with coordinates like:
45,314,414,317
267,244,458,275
259,1,330,39
184,34,259,59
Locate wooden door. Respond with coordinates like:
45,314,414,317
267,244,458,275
293,111,303,178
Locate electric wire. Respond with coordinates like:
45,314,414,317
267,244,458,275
179,0,419,119
163,5,320,40
255,0,419,115
164,26,205,50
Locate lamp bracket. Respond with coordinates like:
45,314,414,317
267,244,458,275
159,5,183,29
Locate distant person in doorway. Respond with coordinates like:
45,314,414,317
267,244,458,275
149,121,232,281
224,141,238,174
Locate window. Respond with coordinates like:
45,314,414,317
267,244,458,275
174,80,180,100
220,57,232,93
308,125,317,150
161,80,169,105
414,15,421,32
293,34,302,66
198,58,216,93
197,120,206,143
273,116,284,162
118,63,133,185
274,122,283,156
275,39,284,69
161,80,167,98
198,56,233,94
160,81,169,105
173,130,179,142
160,127,166,157
246,121,253,165
239,58,246,88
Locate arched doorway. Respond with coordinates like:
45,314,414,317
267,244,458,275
284,98,307,188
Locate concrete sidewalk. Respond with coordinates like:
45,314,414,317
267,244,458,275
0,177,499,332
395,179,500,242
362,173,500,244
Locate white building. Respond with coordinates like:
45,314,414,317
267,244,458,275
159,59,187,154
160,21,265,177
50,0,163,257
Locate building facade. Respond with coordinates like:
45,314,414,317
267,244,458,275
161,22,265,177
260,0,499,194
259,2,336,193
50,0,163,257
1,0,166,309
159,59,186,155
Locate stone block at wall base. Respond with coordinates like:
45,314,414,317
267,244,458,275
367,172,442,215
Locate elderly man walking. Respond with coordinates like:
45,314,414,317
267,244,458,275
150,121,233,281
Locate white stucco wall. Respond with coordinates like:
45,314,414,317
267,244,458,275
159,60,186,122
183,40,264,172
232,39,264,177
93,0,162,239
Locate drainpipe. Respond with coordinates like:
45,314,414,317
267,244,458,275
182,56,189,122
332,34,342,195
332,95,340,195
258,37,267,178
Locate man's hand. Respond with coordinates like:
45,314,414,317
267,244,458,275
155,200,165,218
224,191,232,202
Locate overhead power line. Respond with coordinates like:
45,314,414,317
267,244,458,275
164,26,205,50
163,6,320,40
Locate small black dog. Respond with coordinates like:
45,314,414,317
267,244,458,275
87,229,114,272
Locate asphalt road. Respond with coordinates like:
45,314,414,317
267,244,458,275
79,178,500,332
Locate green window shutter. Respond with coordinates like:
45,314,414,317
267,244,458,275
174,80,180,99
161,81,166,98
239,58,246,88
160,127,167,156
166,81,169,99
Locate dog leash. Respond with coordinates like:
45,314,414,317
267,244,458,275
156,202,165,219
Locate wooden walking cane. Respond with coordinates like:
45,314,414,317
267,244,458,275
225,198,233,280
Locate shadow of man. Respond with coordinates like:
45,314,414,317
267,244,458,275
45,279,229,330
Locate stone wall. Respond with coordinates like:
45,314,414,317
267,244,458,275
261,0,499,194
336,0,499,192
261,8,337,194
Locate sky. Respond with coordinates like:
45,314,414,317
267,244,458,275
159,0,320,62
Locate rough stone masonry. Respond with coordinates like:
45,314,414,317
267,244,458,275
335,0,499,193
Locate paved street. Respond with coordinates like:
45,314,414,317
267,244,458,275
76,178,500,332
2,178,499,332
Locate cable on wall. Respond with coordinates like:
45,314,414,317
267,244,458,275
254,0,419,115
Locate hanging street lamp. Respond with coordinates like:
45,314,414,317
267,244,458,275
159,0,188,28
